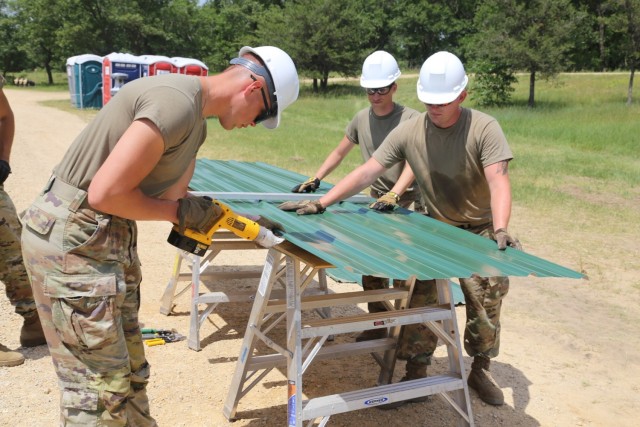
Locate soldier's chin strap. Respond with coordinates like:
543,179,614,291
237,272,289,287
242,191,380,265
229,57,278,118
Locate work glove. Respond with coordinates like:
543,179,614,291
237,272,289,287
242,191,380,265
177,196,224,234
278,200,325,215
0,160,11,185
291,177,320,193
369,191,399,211
255,216,286,235
494,228,523,251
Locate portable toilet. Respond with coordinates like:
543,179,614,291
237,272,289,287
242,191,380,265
140,55,176,77
102,53,143,105
171,57,208,76
66,56,78,107
66,54,103,109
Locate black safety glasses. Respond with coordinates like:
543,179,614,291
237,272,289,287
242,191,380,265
250,75,272,124
365,84,393,96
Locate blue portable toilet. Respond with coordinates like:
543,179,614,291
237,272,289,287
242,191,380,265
66,54,103,109
102,53,144,105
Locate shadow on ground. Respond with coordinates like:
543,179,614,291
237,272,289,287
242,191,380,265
165,266,540,427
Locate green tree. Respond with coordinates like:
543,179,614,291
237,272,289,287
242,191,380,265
470,60,517,106
467,0,583,107
615,0,640,104
197,0,266,72
389,0,476,68
11,0,66,84
111,0,205,56
13,0,209,81
257,0,381,91
0,1,31,75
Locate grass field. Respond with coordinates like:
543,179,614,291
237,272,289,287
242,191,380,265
30,71,640,232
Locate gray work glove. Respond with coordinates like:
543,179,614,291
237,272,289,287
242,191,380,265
0,160,11,185
177,196,224,234
291,177,320,193
255,216,286,235
494,228,523,251
369,191,399,211
278,200,325,215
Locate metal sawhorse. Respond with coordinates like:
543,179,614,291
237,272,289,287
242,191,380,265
223,241,474,426
159,232,331,351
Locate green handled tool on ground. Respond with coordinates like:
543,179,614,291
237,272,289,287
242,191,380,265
141,328,186,346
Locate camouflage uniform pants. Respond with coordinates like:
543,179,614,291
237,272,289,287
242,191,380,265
20,177,157,426
362,275,440,364
0,186,37,318
458,225,510,359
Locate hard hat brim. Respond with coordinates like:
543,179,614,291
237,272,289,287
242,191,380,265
360,76,400,89
417,75,468,105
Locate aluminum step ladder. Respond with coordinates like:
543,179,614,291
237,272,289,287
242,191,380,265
223,241,473,426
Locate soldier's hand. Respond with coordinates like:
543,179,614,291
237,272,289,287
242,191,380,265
369,191,399,211
177,196,224,234
494,228,522,251
255,215,286,234
0,160,11,185
291,177,320,193
278,200,325,215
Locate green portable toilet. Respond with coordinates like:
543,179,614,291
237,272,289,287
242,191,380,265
66,54,103,109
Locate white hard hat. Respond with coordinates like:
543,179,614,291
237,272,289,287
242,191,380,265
417,51,468,104
360,51,401,88
235,46,299,129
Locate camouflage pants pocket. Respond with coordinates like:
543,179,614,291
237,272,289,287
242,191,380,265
63,208,102,253
22,204,57,239
44,274,123,370
61,387,99,412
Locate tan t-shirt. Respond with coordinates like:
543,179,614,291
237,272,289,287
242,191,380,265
55,74,206,197
346,103,420,199
373,108,513,226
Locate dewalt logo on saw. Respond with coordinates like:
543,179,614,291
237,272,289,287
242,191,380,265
226,217,247,232
168,199,261,255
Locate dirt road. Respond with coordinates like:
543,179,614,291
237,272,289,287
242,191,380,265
0,88,638,426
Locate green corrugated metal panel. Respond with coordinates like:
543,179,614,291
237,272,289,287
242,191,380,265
191,160,583,282
191,159,341,197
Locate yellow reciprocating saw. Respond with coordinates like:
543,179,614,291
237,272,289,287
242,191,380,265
167,199,284,256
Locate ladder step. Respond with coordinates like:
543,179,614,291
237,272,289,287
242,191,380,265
197,286,330,305
247,338,397,370
301,305,451,339
265,288,409,314
302,374,464,420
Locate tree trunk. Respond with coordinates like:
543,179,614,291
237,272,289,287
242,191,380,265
45,63,54,85
628,65,635,106
321,70,329,91
598,12,606,71
313,78,318,93
624,0,638,105
528,71,536,108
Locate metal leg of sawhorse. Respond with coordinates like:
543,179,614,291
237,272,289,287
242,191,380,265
223,242,473,426
159,234,265,351
159,234,263,316
159,237,332,352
